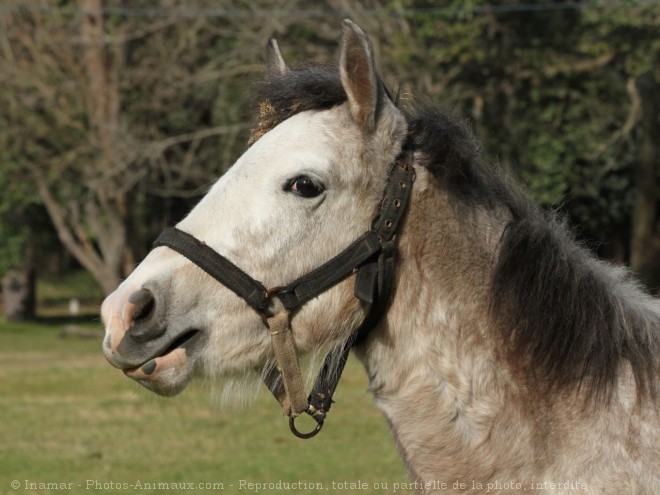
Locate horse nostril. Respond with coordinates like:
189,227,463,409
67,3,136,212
126,288,165,342
128,288,155,324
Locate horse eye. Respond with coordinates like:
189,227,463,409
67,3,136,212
287,176,325,198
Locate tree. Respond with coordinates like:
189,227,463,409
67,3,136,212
1,1,132,294
0,0,271,294
1,0,657,297
630,72,660,288
0,166,37,320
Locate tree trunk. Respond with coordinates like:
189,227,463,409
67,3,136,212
630,72,660,292
1,267,36,321
32,170,124,295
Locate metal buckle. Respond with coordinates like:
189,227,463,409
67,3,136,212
397,159,416,182
263,286,285,301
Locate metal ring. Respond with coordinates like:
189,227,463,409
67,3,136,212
289,416,323,439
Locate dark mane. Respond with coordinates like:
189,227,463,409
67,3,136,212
402,102,659,401
492,213,659,400
252,63,659,400
401,103,530,216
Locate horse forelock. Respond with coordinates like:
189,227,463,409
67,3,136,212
249,63,347,145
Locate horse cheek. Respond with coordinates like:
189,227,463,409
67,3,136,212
299,281,365,349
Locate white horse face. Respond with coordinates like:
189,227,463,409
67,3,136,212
101,21,407,396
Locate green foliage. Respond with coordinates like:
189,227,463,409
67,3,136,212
0,156,38,275
0,225,28,276
388,0,659,248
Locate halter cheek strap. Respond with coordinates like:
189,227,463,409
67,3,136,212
153,158,415,439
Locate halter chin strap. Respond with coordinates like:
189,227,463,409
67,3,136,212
153,157,415,439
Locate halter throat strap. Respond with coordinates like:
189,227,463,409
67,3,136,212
153,157,415,438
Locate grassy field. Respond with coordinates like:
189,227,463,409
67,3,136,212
0,309,411,494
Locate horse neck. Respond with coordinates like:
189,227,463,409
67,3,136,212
356,168,544,485
360,169,499,393
356,167,659,491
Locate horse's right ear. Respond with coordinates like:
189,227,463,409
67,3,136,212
339,19,379,132
266,38,288,77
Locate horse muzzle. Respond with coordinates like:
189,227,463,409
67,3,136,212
102,284,205,396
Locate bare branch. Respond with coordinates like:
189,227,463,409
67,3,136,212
143,124,251,155
512,52,616,80
590,76,643,166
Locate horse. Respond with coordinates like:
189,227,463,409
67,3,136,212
102,20,659,494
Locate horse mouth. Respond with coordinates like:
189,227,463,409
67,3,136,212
122,329,202,396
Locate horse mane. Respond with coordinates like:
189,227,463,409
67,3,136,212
492,209,659,401
252,62,659,402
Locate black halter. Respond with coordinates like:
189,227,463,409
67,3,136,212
153,155,414,438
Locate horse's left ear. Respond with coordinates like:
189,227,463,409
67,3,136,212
339,19,381,132
266,38,288,77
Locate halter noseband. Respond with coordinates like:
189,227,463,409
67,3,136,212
153,155,414,439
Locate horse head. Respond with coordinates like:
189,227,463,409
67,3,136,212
101,20,408,400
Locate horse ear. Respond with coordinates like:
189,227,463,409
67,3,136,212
266,38,288,77
340,19,379,132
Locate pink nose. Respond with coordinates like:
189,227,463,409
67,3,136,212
102,288,167,367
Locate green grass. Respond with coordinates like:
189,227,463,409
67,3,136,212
0,320,411,495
